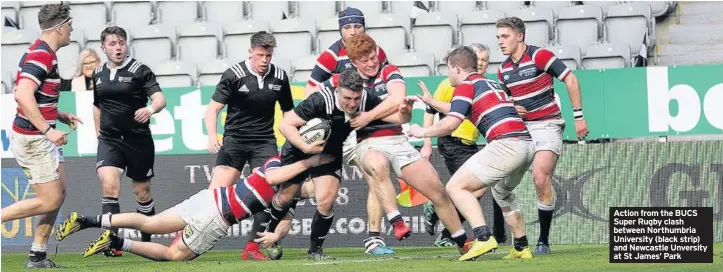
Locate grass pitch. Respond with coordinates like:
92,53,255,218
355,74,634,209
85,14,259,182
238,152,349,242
1,243,721,272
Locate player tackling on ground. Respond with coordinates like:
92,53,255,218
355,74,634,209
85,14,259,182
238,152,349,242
265,70,415,260
495,17,589,254
0,2,79,268
54,154,333,261
408,46,536,261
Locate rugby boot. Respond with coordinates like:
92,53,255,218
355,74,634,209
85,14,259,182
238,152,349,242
434,233,457,248
458,236,499,261
308,246,336,260
83,230,113,257
503,247,534,259
241,248,270,260
363,236,395,255
392,221,411,241
55,212,88,241
422,201,438,236
24,258,65,269
103,248,123,257
534,242,552,255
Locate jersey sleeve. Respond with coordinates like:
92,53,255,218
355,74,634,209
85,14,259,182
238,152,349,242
137,65,162,97
533,48,571,81
293,92,327,121
278,71,294,112
377,46,389,66
381,65,404,85
211,68,238,104
258,155,282,175
448,83,474,120
92,71,99,108
363,91,384,111
307,49,337,87
320,73,340,90
18,51,53,86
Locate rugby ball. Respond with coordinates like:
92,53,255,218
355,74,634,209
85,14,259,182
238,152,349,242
267,243,283,260
299,118,331,144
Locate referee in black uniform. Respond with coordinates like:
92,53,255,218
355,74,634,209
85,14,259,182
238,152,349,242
204,31,294,260
92,26,166,257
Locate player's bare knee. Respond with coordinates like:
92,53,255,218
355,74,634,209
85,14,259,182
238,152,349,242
361,152,389,178
133,182,152,202
315,195,335,214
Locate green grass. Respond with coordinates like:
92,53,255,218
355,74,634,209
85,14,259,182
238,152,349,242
2,244,721,272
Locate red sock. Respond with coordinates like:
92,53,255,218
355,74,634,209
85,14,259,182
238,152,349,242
245,241,259,251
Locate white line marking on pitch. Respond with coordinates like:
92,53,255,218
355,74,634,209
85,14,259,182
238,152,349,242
303,251,509,266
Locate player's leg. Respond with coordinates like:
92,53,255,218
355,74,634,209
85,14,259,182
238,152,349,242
307,174,341,260
243,140,278,260
527,121,564,254
96,137,126,245
125,136,157,243
496,161,534,259
208,140,247,189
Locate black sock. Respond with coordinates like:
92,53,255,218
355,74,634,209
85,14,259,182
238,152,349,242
248,211,271,242
514,236,529,251
28,251,47,262
368,231,380,237
267,199,289,232
136,199,155,242
83,214,102,228
450,232,468,248
109,233,125,250
538,208,554,245
441,209,467,239
309,210,334,251
492,201,506,241
472,226,491,241
102,197,120,234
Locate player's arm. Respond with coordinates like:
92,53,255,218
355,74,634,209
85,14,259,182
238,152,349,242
411,84,472,138
533,48,581,109
92,72,101,137
304,50,337,98
279,94,326,154
141,66,166,113
254,207,295,248
15,53,54,134
205,70,234,153
366,80,406,121
265,154,334,186
380,96,414,124
279,70,295,117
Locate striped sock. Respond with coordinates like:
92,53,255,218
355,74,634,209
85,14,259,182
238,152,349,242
136,199,155,242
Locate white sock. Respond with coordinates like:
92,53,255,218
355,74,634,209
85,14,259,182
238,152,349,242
451,229,466,238
30,243,47,252
101,213,112,228
386,210,401,221
121,238,133,251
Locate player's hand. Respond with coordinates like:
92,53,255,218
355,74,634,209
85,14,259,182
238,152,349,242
350,111,373,130
58,112,83,130
416,80,433,103
420,142,432,161
406,124,425,138
399,96,416,113
303,139,326,154
575,119,589,140
307,154,335,167
207,136,222,154
254,231,281,248
45,128,68,146
134,107,153,123
514,105,527,118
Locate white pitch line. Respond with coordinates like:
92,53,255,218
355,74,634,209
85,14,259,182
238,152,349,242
303,251,509,266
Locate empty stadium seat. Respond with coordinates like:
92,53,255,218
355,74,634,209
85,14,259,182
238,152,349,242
1,30,36,79
296,1,338,20
198,58,232,86
316,17,340,54
546,44,582,70
248,1,289,22
272,57,292,78
68,1,107,31
389,1,420,14
343,1,384,16
129,24,176,70
2,1,17,23
487,47,506,74
556,5,603,55
291,55,317,82
644,1,671,17
112,1,154,29
582,1,619,16
202,1,244,25
507,7,554,46
84,25,114,64
177,22,223,65
604,3,652,52
434,1,480,15
484,1,526,11
56,30,84,79
270,18,316,61
157,1,200,26
223,20,269,63
411,12,458,60
366,13,411,52
2,72,12,94
459,10,506,49
18,1,49,33
389,50,435,77
582,43,631,69
530,1,571,16
154,60,197,88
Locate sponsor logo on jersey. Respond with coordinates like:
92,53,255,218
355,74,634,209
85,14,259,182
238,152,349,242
268,84,282,91
118,76,133,83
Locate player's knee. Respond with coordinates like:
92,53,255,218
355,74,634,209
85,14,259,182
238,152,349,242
100,178,121,197
133,183,152,201
37,193,64,213
315,194,335,214
362,152,389,178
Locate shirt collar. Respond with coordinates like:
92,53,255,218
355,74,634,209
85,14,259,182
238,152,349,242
245,58,272,78
107,56,132,70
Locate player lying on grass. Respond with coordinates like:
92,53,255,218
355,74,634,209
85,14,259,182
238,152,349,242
54,154,334,261
407,46,536,261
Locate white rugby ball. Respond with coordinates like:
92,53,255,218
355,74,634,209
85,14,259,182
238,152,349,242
299,118,331,144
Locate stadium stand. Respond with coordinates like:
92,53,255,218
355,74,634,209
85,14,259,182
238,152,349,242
154,59,198,88
390,50,436,77
197,58,231,87
0,1,697,88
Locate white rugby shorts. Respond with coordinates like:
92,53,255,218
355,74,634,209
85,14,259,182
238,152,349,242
169,189,230,255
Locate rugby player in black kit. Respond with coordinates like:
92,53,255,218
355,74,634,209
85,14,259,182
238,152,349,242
92,26,167,257
203,31,294,260
266,70,415,260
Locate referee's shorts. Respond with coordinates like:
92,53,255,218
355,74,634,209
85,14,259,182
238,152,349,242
96,134,155,182
437,136,480,178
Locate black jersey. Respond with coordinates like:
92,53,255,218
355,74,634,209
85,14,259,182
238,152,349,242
93,57,162,137
281,85,383,161
212,60,294,141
